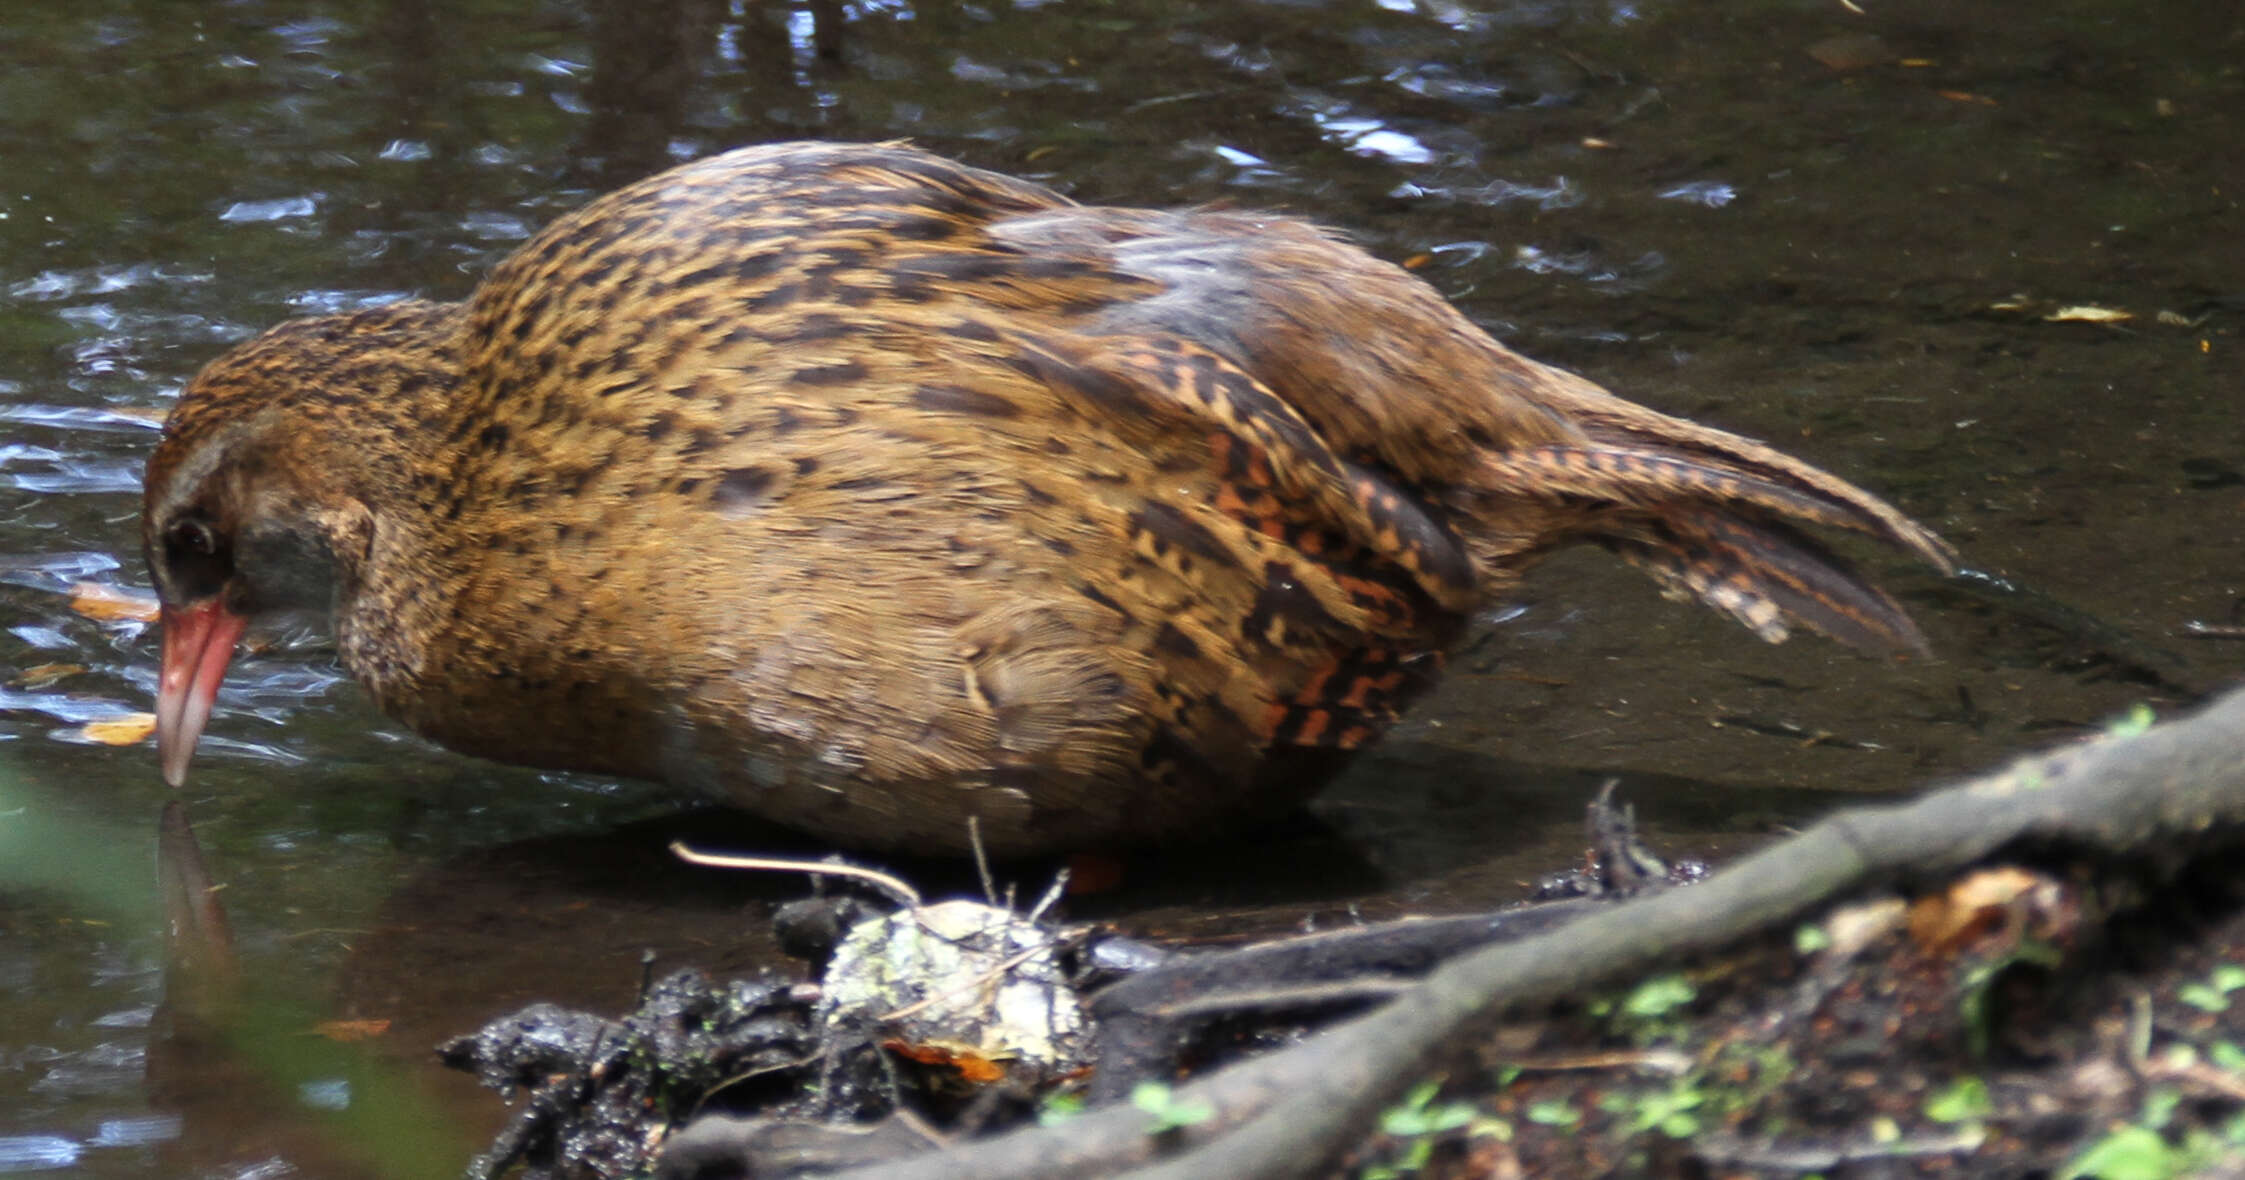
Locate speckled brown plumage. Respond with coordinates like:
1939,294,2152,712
143,141,1955,855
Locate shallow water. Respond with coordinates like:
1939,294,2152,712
0,1,2238,1174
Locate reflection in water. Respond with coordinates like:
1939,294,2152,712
142,801,486,1177
0,1,2236,1176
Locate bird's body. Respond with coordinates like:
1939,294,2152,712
145,141,1951,855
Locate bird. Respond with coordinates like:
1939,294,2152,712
143,140,1955,856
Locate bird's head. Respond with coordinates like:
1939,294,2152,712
142,303,453,786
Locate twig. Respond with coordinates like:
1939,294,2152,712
968,816,999,907
1692,1127,1987,1170
667,842,922,908
1505,1047,1695,1076
1025,868,1071,926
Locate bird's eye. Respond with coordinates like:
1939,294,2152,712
167,518,219,558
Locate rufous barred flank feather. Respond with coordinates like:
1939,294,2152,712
143,141,1955,855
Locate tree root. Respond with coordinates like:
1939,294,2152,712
674,687,2245,1180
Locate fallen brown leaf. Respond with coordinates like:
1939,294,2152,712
79,714,158,746
69,582,161,623
313,1019,393,1043
1807,33,1893,72
883,1037,1010,1084
1906,865,2053,955
13,663,85,689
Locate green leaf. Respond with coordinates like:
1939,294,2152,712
1037,1090,1084,1126
2060,1125,2188,1180
2103,702,2156,739
2141,1086,2183,1131
2177,983,2229,1013
1525,1099,1580,1127
1925,1075,1994,1123
1379,1081,1476,1137
1468,1116,1514,1142
1130,1081,1213,1132
1621,975,1697,1019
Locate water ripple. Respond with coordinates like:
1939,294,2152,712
1,459,144,495
0,1135,81,1172
6,263,213,303
0,687,144,726
219,195,321,223
88,1115,183,1149
0,553,123,593
1394,174,1583,210
1658,180,1738,208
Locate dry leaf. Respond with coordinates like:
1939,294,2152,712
2045,305,2133,323
80,714,158,746
1822,896,1908,958
313,1019,392,1043
1808,34,1893,72
1938,90,1999,107
13,663,85,689
69,582,161,623
1906,866,2052,954
882,1038,1010,1084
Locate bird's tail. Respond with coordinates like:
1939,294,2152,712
1464,440,1956,654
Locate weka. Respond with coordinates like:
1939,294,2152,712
145,141,1953,855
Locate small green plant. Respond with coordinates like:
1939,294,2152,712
1524,1098,1581,1128
2103,702,2156,740
1130,1081,1213,1133
2061,1125,2202,1180
2140,1085,2184,1131
1593,973,1698,1045
1957,937,2063,1057
1037,1089,1085,1126
1599,1077,1705,1138
2058,1086,2226,1180
1924,1075,1994,1124
2176,964,2245,1013
1379,1080,1477,1138
1361,1081,1478,1179
1622,975,1697,1019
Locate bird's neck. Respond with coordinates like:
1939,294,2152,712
267,301,476,701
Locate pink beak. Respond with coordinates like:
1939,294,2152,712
157,600,248,787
